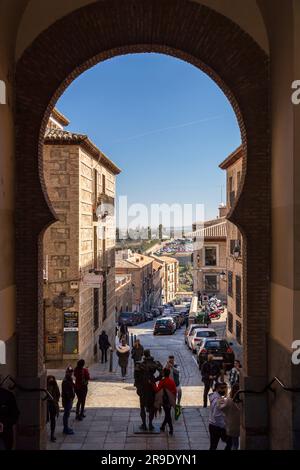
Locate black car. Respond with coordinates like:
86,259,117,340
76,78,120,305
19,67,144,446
153,317,176,335
169,313,181,329
119,312,138,326
196,337,235,370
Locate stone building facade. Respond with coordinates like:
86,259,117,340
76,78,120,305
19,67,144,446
115,254,155,312
219,146,243,346
115,274,133,317
151,255,179,303
43,111,120,365
192,209,227,301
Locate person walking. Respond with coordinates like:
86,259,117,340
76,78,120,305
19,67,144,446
131,339,144,365
201,354,220,408
62,366,75,435
154,368,177,436
134,349,162,431
229,360,241,388
98,330,111,363
165,355,182,405
0,385,19,450
46,375,60,442
218,383,240,450
74,359,90,421
116,338,130,380
208,382,232,450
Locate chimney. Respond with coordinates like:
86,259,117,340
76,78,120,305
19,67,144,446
218,203,227,218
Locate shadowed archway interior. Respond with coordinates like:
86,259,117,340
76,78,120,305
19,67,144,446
15,0,270,449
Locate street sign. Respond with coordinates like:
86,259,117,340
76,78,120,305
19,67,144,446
52,293,75,309
63,311,79,331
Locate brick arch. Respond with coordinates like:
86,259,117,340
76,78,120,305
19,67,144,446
15,0,270,448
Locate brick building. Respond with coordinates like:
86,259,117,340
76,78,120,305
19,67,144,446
43,110,121,365
115,254,154,312
219,146,243,346
192,207,227,301
151,255,179,303
115,274,133,317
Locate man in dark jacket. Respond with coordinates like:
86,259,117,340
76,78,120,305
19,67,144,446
98,330,111,363
0,386,19,450
134,349,162,431
62,366,75,434
201,354,220,408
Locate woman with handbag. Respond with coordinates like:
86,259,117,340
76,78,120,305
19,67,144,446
153,368,176,436
46,375,60,442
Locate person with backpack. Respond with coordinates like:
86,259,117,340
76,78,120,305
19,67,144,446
131,339,144,365
46,375,60,442
98,330,111,363
154,368,177,436
62,366,75,434
134,349,162,431
74,359,90,421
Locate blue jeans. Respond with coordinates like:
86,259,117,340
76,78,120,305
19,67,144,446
63,400,73,431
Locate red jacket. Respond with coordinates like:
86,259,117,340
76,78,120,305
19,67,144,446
155,377,177,396
74,367,90,390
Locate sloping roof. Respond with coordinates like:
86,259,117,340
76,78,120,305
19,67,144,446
193,220,227,239
115,259,139,270
44,129,121,175
51,108,70,127
219,145,243,170
127,254,153,267
153,260,163,271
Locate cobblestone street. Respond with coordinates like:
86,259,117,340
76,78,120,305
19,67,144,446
47,316,228,450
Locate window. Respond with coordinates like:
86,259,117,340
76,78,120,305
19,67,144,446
236,275,241,316
204,274,217,292
102,277,107,321
94,226,98,269
237,171,241,187
205,246,217,266
228,271,233,297
93,169,98,205
227,312,233,333
230,239,241,256
102,173,106,194
236,320,242,344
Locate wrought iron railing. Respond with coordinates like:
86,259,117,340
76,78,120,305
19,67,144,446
0,375,53,401
234,376,300,402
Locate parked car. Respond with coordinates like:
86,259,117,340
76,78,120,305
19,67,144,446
145,311,154,321
196,338,235,370
153,317,176,335
133,311,143,324
185,323,208,344
162,307,173,316
188,328,217,352
119,312,138,326
151,308,160,317
169,313,181,329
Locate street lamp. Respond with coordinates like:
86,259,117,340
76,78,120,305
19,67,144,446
220,270,227,281
233,244,241,259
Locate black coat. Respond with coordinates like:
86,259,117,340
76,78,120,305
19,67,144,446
131,345,144,363
0,388,19,429
61,376,75,406
201,361,220,382
134,356,162,407
116,346,130,367
99,333,110,350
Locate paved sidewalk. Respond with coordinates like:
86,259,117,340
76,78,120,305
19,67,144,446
47,322,230,450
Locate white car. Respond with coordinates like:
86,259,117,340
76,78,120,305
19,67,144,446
188,328,217,352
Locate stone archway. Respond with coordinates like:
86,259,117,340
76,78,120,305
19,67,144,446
15,0,270,449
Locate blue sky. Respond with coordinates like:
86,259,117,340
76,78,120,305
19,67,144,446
57,53,241,221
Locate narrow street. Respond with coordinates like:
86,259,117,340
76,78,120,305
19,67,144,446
47,313,228,450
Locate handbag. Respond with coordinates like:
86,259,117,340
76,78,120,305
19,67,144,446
175,403,182,420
